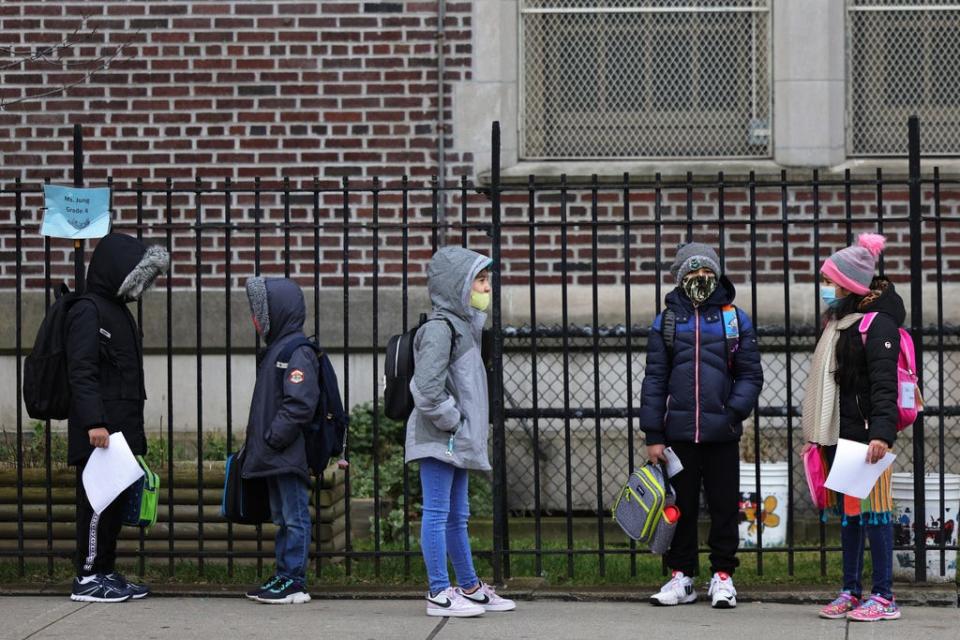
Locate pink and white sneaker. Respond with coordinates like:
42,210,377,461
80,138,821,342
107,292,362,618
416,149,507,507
847,595,901,622
459,581,516,612
426,587,485,618
819,592,860,619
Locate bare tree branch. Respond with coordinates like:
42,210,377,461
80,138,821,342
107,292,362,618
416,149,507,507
0,16,95,70
0,30,140,112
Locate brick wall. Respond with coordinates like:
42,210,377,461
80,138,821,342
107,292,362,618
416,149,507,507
0,1,957,292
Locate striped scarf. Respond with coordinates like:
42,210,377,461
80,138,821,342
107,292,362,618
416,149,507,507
801,313,863,447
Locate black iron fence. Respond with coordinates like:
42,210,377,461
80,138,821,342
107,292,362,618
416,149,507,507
0,118,958,585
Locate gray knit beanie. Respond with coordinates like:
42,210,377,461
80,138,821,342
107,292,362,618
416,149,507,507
670,242,722,287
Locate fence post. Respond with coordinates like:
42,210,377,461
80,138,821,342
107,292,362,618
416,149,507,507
907,115,926,583
72,124,85,292
490,121,506,585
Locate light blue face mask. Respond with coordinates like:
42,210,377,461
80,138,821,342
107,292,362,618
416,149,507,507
821,285,844,309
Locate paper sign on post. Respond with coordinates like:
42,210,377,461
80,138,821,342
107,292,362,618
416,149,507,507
81,432,144,514
40,184,112,239
823,438,896,499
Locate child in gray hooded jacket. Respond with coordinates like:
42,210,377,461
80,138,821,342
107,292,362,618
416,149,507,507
405,247,516,618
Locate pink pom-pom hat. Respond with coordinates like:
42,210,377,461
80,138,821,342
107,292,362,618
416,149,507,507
820,233,886,295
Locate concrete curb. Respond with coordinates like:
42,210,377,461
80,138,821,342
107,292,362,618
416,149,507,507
1,582,956,606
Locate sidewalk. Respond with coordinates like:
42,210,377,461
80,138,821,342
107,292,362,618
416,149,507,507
3,596,958,640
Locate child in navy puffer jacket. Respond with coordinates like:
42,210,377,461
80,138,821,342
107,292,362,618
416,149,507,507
640,242,763,609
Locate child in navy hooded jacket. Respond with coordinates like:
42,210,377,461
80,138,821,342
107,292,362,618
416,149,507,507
243,277,319,605
640,242,763,609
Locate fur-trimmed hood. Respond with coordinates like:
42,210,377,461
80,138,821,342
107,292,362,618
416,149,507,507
86,233,169,301
245,277,305,344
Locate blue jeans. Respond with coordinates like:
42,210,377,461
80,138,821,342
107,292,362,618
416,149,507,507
267,474,311,582
841,517,893,600
419,457,479,595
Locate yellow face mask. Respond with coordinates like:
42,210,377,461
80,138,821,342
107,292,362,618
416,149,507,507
470,290,490,311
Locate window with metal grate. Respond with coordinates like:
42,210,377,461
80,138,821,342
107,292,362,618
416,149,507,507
520,0,773,160
847,0,960,156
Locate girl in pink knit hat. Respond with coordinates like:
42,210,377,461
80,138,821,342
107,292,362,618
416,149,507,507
802,233,904,622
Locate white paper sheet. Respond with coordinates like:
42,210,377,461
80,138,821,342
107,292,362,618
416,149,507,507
823,438,896,499
663,446,684,478
81,432,144,514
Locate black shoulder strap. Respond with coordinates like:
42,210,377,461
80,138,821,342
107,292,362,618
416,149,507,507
423,317,457,359
275,337,318,382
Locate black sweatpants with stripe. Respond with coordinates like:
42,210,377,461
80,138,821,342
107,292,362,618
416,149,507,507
75,464,125,577
664,440,741,577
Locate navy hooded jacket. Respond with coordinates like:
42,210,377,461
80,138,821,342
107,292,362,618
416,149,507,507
242,278,320,483
639,277,764,445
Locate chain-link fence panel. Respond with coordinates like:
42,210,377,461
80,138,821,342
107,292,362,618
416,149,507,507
521,0,772,159
848,0,960,155
502,327,960,514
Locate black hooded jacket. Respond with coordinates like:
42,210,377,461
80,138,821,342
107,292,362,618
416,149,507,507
834,278,905,447
66,234,167,465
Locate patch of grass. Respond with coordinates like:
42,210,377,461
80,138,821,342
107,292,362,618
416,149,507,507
0,422,68,467
0,538,850,589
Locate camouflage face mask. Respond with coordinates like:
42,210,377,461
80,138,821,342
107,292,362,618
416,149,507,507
682,272,718,306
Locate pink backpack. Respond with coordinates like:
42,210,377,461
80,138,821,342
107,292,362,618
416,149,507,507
803,444,829,510
859,312,922,431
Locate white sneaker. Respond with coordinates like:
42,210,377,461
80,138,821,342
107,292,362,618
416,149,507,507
708,572,737,609
426,586,486,618
649,571,697,606
459,582,516,612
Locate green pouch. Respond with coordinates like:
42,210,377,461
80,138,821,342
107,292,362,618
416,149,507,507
121,456,159,529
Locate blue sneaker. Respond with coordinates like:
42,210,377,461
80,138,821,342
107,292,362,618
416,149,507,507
70,574,132,603
255,577,311,604
106,573,150,599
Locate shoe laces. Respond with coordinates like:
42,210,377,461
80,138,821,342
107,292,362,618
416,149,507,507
828,592,856,608
271,577,295,593
261,575,280,590
860,595,891,611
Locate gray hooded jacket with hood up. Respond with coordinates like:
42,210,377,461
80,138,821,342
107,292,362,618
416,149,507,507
404,247,492,471
242,277,320,484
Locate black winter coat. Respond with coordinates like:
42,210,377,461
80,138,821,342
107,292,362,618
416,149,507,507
66,235,150,465
639,277,764,445
835,278,904,447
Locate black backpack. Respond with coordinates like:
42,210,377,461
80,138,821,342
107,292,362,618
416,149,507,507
274,337,349,475
23,284,103,421
383,314,456,421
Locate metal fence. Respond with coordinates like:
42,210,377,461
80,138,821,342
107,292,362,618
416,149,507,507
1,117,958,586
520,0,772,159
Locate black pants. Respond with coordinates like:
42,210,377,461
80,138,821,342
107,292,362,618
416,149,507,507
665,440,740,576
75,464,125,577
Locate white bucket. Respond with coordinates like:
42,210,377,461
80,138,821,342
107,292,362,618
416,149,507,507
891,472,960,582
738,462,789,548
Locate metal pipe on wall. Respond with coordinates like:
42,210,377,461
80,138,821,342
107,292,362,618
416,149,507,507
436,0,447,243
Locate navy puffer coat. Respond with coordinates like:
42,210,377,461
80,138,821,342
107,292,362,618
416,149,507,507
639,277,764,445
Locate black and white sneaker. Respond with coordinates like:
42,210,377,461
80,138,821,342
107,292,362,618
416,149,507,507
426,587,485,618
708,572,737,609
255,577,311,604
106,573,150,600
70,574,133,603
649,571,697,606
246,575,281,601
